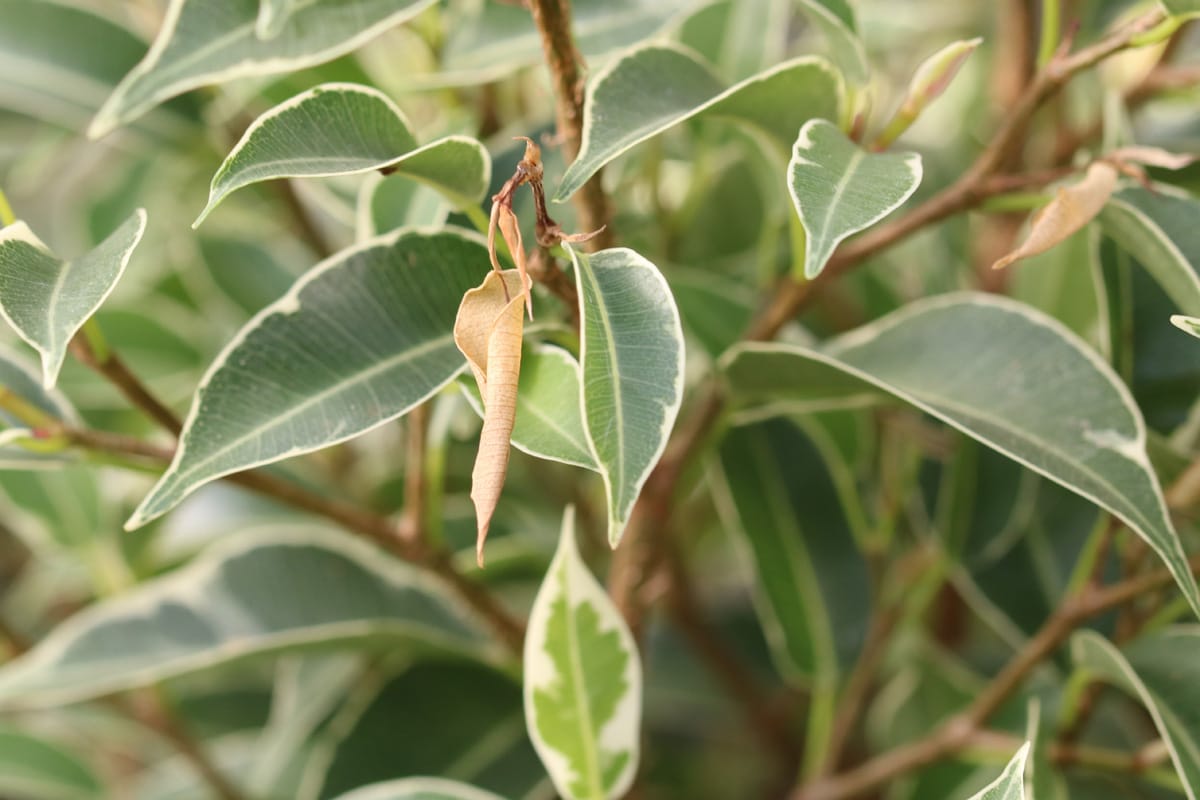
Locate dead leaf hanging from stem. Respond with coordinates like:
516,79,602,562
454,269,531,566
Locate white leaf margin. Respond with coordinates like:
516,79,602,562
126,226,481,530
327,776,506,800
788,118,922,279
195,82,490,226
523,506,642,800
967,741,1030,800
88,0,440,139
1072,629,1200,800
721,292,1199,617
569,245,686,547
554,42,843,201
0,526,499,708
0,210,147,389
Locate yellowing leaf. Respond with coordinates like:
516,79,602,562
993,162,1118,271
454,269,531,565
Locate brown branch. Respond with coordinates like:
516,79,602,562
69,334,182,435
272,179,336,260
129,691,246,800
748,6,1166,343
661,542,801,773
57,425,526,653
397,402,429,546
528,0,613,249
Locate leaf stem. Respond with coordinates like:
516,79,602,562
1037,0,1061,69
68,327,182,435
527,0,613,249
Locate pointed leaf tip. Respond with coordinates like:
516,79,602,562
789,119,922,279
0,209,147,390
524,506,642,800
992,162,1117,271
454,270,531,565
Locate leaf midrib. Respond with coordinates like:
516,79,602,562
562,566,605,800
167,332,458,495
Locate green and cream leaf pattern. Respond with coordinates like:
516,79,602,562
0,209,146,388
89,0,439,138
568,245,685,546
524,508,641,800
555,44,841,201
966,742,1029,800
722,293,1200,618
1072,628,1200,799
196,83,489,225
328,778,506,800
1100,186,1200,316
461,343,598,471
127,229,489,529
795,0,869,85
0,528,491,707
789,119,922,278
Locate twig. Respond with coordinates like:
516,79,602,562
527,0,613,249
56,427,526,654
398,402,429,546
791,552,1200,800
272,179,335,260
661,542,801,772
747,5,1166,342
129,690,246,800
69,333,182,435
819,604,904,776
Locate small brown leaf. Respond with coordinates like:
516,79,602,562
454,269,531,566
992,162,1118,270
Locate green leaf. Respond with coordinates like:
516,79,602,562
965,742,1029,800
0,344,79,468
722,292,1200,619
359,175,450,239
0,209,146,388
1172,314,1200,339
1072,628,1200,799
0,0,195,135
461,343,598,472
714,418,862,682
524,508,641,800
321,660,544,799
431,0,692,89
1159,0,1200,18
568,246,685,547
329,778,506,800
1100,187,1200,317
195,83,489,225
89,0,439,138
796,0,869,85
127,229,488,529
1010,228,1106,352
789,119,922,279
0,725,102,800
0,528,492,707
256,0,298,39
555,44,841,201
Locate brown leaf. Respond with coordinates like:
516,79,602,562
453,269,531,566
496,203,532,318
992,162,1118,270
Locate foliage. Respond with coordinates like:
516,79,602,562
0,1,1198,799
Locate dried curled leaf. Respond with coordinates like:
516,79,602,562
454,269,531,565
993,162,1118,271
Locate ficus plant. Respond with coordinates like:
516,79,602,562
1,0,1200,799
